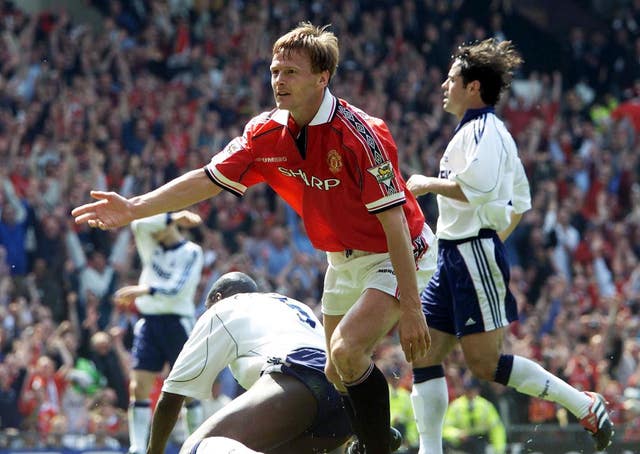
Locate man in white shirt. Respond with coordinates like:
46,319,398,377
113,210,204,454
407,38,612,453
147,272,351,454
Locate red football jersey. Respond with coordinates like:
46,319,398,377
204,90,425,252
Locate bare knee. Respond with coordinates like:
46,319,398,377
466,357,499,381
330,335,355,370
330,335,371,383
128,379,142,401
460,331,504,381
129,374,154,401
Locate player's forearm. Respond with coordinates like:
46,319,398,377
430,178,467,201
407,175,467,202
130,168,221,219
498,211,523,242
147,392,185,454
378,208,421,310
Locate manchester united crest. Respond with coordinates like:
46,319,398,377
327,149,342,174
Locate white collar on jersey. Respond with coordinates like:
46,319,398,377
271,89,337,126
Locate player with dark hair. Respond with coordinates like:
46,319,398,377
73,22,436,453
205,271,259,297
146,272,351,454
406,38,613,453
114,211,205,454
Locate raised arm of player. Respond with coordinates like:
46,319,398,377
71,168,221,229
376,206,431,362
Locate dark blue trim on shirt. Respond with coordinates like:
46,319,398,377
153,249,199,296
455,106,494,134
161,240,186,252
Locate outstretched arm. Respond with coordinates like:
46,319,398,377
72,168,221,229
147,391,186,454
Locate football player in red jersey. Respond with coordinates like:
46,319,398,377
72,22,436,453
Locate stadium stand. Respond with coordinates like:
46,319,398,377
0,0,639,452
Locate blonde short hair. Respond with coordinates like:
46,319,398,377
273,22,339,79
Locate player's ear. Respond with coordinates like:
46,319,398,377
318,70,329,88
468,79,481,94
205,292,223,309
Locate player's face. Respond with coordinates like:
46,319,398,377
441,60,468,119
270,50,328,125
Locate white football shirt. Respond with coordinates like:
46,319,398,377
162,292,326,400
131,213,204,317
437,107,531,240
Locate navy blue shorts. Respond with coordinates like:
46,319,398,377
263,347,351,440
132,314,193,372
421,229,518,338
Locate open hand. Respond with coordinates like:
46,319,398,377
71,191,134,230
397,306,431,362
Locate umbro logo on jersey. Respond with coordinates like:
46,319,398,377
256,156,287,163
465,317,476,326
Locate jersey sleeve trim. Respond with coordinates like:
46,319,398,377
366,194,406,214
204,165,245,197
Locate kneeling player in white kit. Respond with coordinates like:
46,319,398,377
146,272,352,454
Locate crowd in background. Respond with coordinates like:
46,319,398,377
0,0,640,450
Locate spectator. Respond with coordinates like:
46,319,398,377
0,176,31,281
443,378,507,454
84,329,130,410
0,0,638,449
65,226,129,329
19,353,71,435
0,360,27,430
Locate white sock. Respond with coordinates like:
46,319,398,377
186,401,204,433
411,377,448,454
128,401,152,454
508,355,592,418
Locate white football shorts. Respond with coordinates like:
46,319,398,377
321,223,437,316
